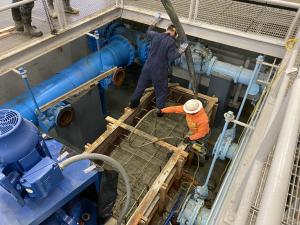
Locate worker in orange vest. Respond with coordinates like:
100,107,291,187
158,99,210,143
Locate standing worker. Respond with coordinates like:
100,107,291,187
129,14,188,112
158,99,210,143
47,0,79,18
11,0,43,37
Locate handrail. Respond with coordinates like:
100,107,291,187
0,0,38,12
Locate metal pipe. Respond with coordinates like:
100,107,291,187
54,0,67,29
204,111,234,187
1,35,135,124
234,55,264,124
249,0,300,9
14,68,42,115
255,69,300,225
232,120,254,129
0,0,37,12
285,9,300,42
267,28,300,129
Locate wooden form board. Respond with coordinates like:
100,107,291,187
84,85,218,225
0,26,15,39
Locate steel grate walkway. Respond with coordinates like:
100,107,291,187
124,0,298,40
247,132,300,225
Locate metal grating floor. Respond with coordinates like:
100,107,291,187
247,133,300,225
125,0,297,40
0,0,115,56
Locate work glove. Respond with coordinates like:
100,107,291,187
183,136,191,144
156,108,162,114
156,108,163,117
178,42,189,54
154,12,162,23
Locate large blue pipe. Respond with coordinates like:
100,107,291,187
1,35,135,125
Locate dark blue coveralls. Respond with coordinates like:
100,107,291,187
130,27,181,109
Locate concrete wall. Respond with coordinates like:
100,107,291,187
0,36,90,105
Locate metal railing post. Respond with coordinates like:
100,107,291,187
0,0,37,12
54,0,67,30
284,8,300,43
193,0,199,21
188,0,195,21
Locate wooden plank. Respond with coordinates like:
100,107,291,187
105,116,188,158
126,153,181,225
40,67,117,111
158,184,167,215
104,218,117,225
174,156,186,188
171,85,218,103
84,91,154,154
145,83,179,92
0,32,11,40
0,26,15,34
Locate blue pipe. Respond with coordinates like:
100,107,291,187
235,55,264,123
1,35,135,125
204,111,233,187
179,52,261,95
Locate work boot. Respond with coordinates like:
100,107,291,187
64,0,79,14
14,21,24,32
129,99,140,109
24,24,43,37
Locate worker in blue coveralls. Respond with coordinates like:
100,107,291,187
129,14,188,115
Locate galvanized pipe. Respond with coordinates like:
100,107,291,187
285,8,300,42
249,0,300,9
267,28,300,129
0,0,37,12
255,69,300,225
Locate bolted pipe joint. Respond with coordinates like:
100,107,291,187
224,111,235,123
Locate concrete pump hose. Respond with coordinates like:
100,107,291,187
59,153,131,225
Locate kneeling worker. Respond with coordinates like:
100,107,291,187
158,99,210,143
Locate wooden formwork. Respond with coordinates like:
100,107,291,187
84,85,218,225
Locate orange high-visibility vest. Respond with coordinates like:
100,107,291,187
161,105,210,141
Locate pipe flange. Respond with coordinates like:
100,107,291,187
106,22,125,39
110,35,135,66
206,56,217,76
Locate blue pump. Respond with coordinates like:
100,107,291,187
0,109,63,205
0,109,107,225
